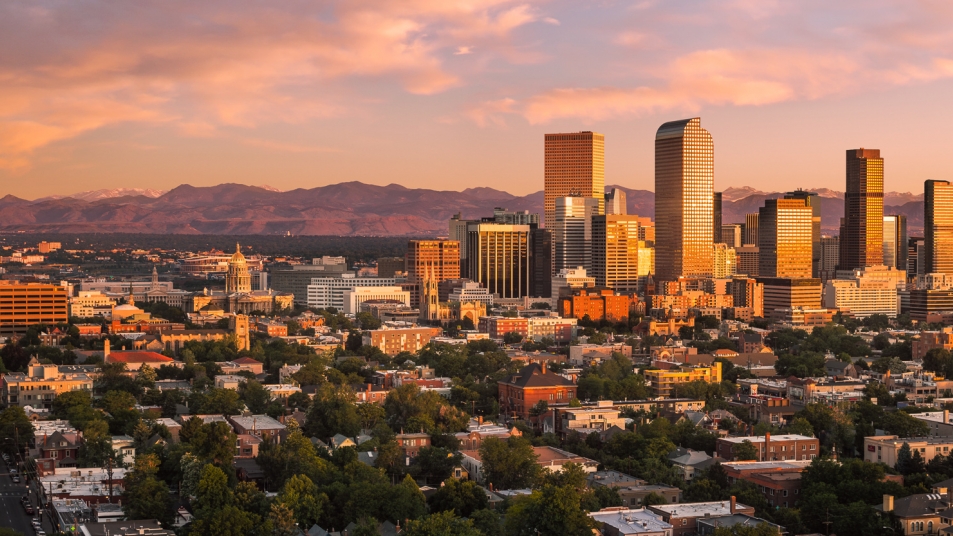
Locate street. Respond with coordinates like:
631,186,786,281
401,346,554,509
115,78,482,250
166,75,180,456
0,457,53,536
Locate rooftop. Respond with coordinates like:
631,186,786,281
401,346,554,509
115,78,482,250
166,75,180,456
589,508,673,535
651,500,752,517
719,434,815,444
721,460,812,471
230,414,286,431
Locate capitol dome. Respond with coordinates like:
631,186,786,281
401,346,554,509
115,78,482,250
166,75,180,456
230,243,247,264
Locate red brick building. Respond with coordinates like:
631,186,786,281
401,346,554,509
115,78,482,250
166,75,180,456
722,460,810,509
557,288,631,322
35,430,82,468
396,432,431,459
479,316,528,340
716,433,819,462
498,363,577,420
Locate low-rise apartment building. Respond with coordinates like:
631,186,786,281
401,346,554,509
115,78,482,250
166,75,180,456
716,434,819,462
644,362,722,398
648,499,755,536
1,359,93,409
362,326,441,356
864,435,953,467
722,460,811,509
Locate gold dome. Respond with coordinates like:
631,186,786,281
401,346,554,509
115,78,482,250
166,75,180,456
229,243,247,264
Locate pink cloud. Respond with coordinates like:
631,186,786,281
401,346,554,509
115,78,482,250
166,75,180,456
0,0,545,168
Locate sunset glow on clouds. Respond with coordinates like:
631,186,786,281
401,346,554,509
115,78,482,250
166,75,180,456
3,0,953,196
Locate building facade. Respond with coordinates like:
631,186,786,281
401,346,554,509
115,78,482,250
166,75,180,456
544,131,605,226
758,198,813,279
591,215,642,293
884,215,909,272
655,118,714,281
925,180,953,275
466,222,532,299
839,148,884,271
0,281,69,336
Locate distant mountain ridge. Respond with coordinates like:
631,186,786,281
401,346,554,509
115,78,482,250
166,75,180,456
0,182,924,236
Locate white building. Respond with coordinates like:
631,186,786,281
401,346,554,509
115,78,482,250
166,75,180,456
823,266,905,318
551,267,595,306
448,281,494,306
712,243,737,279
306,274,398,310
342,286,410,314
69,291,116,318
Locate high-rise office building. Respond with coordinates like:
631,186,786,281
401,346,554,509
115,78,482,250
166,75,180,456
544,132,605,226
784,190,822,277
721,224,742,248
553,196,600,273
712,243,737,279
727,276,764,318
713,191,723,244
839,149,884,271
925,180,953,275
743,213,759,246
758,199,813,279
908,237,925,278
591,215,641,294
819,236,841,282
450,213,472,275
605,188,627,216
466,222,532,299
0,281,69,336
530,228,553,298
406,240,461,307
736,246,760,277
655,118,714,281
883,215,908,273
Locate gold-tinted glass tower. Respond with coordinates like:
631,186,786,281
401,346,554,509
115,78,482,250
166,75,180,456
758,199,813,278
544,132,605,226
655,118,714,281
925,180,953,274
839,149,884,271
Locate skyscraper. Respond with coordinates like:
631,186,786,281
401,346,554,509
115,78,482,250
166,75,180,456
466,222,531,299
553,196,600,273
712,243,737,279
530,228,553,298
654,118,714,281
544,132,605,226
605,188,627,215
758,199,813,278
591,215,641,293
883,215,908,272
721,224,742,248
839,149,884,271
713,191,723,244
406,240,461,307
784,190,822,277
925,180,953,274
743,213,759,246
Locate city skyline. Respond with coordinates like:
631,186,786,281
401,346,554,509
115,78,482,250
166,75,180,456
3,2,953,198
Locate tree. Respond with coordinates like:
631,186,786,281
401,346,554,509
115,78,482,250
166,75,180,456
529,400,549,417
404,511,482,536
503,331,523,344
479,436,539,490
504,485,597,536
278,474,328,530
122,453,173,525
0,406,33,457
269,503,299,536
784,417,816,437
732,440,759,461
410,447,461,486
428,478,489,517
641,492,667,506
304,384,360,440
240,379,271,414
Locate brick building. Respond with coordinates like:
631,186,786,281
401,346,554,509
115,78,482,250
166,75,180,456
362,326,442,356
715,434,819,462
557,287,632,322
478,316,529,340
649,498,755,536
498,363,577,420
396,432,431,459
722,460,811,509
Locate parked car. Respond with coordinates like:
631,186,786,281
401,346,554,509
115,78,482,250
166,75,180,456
12,475,20,483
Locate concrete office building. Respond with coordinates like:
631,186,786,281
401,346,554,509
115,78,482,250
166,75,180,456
758,198,813,279
655,118,714,281
554,196,600,273
271,257,348,305
839,149,884,270
406,240,461,307
883,215,908,272
0,281,69,336
713,243,737,279
736,246,760,277
926,180,953,275
721,224,742,248
306,275,398,310
758,277,822,319
714,191,723,244
544,131,605,226
819,236,841,282
592,215,642,294
342,287,410,315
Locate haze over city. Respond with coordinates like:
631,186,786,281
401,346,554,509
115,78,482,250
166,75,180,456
3,1,953,198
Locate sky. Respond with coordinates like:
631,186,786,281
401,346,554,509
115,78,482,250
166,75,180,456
2,0,953,199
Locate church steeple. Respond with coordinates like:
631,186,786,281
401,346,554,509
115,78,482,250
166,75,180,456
151,265,159,291
127,282,135,306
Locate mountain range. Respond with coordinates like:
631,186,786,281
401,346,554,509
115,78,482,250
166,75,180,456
0,182,925,236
